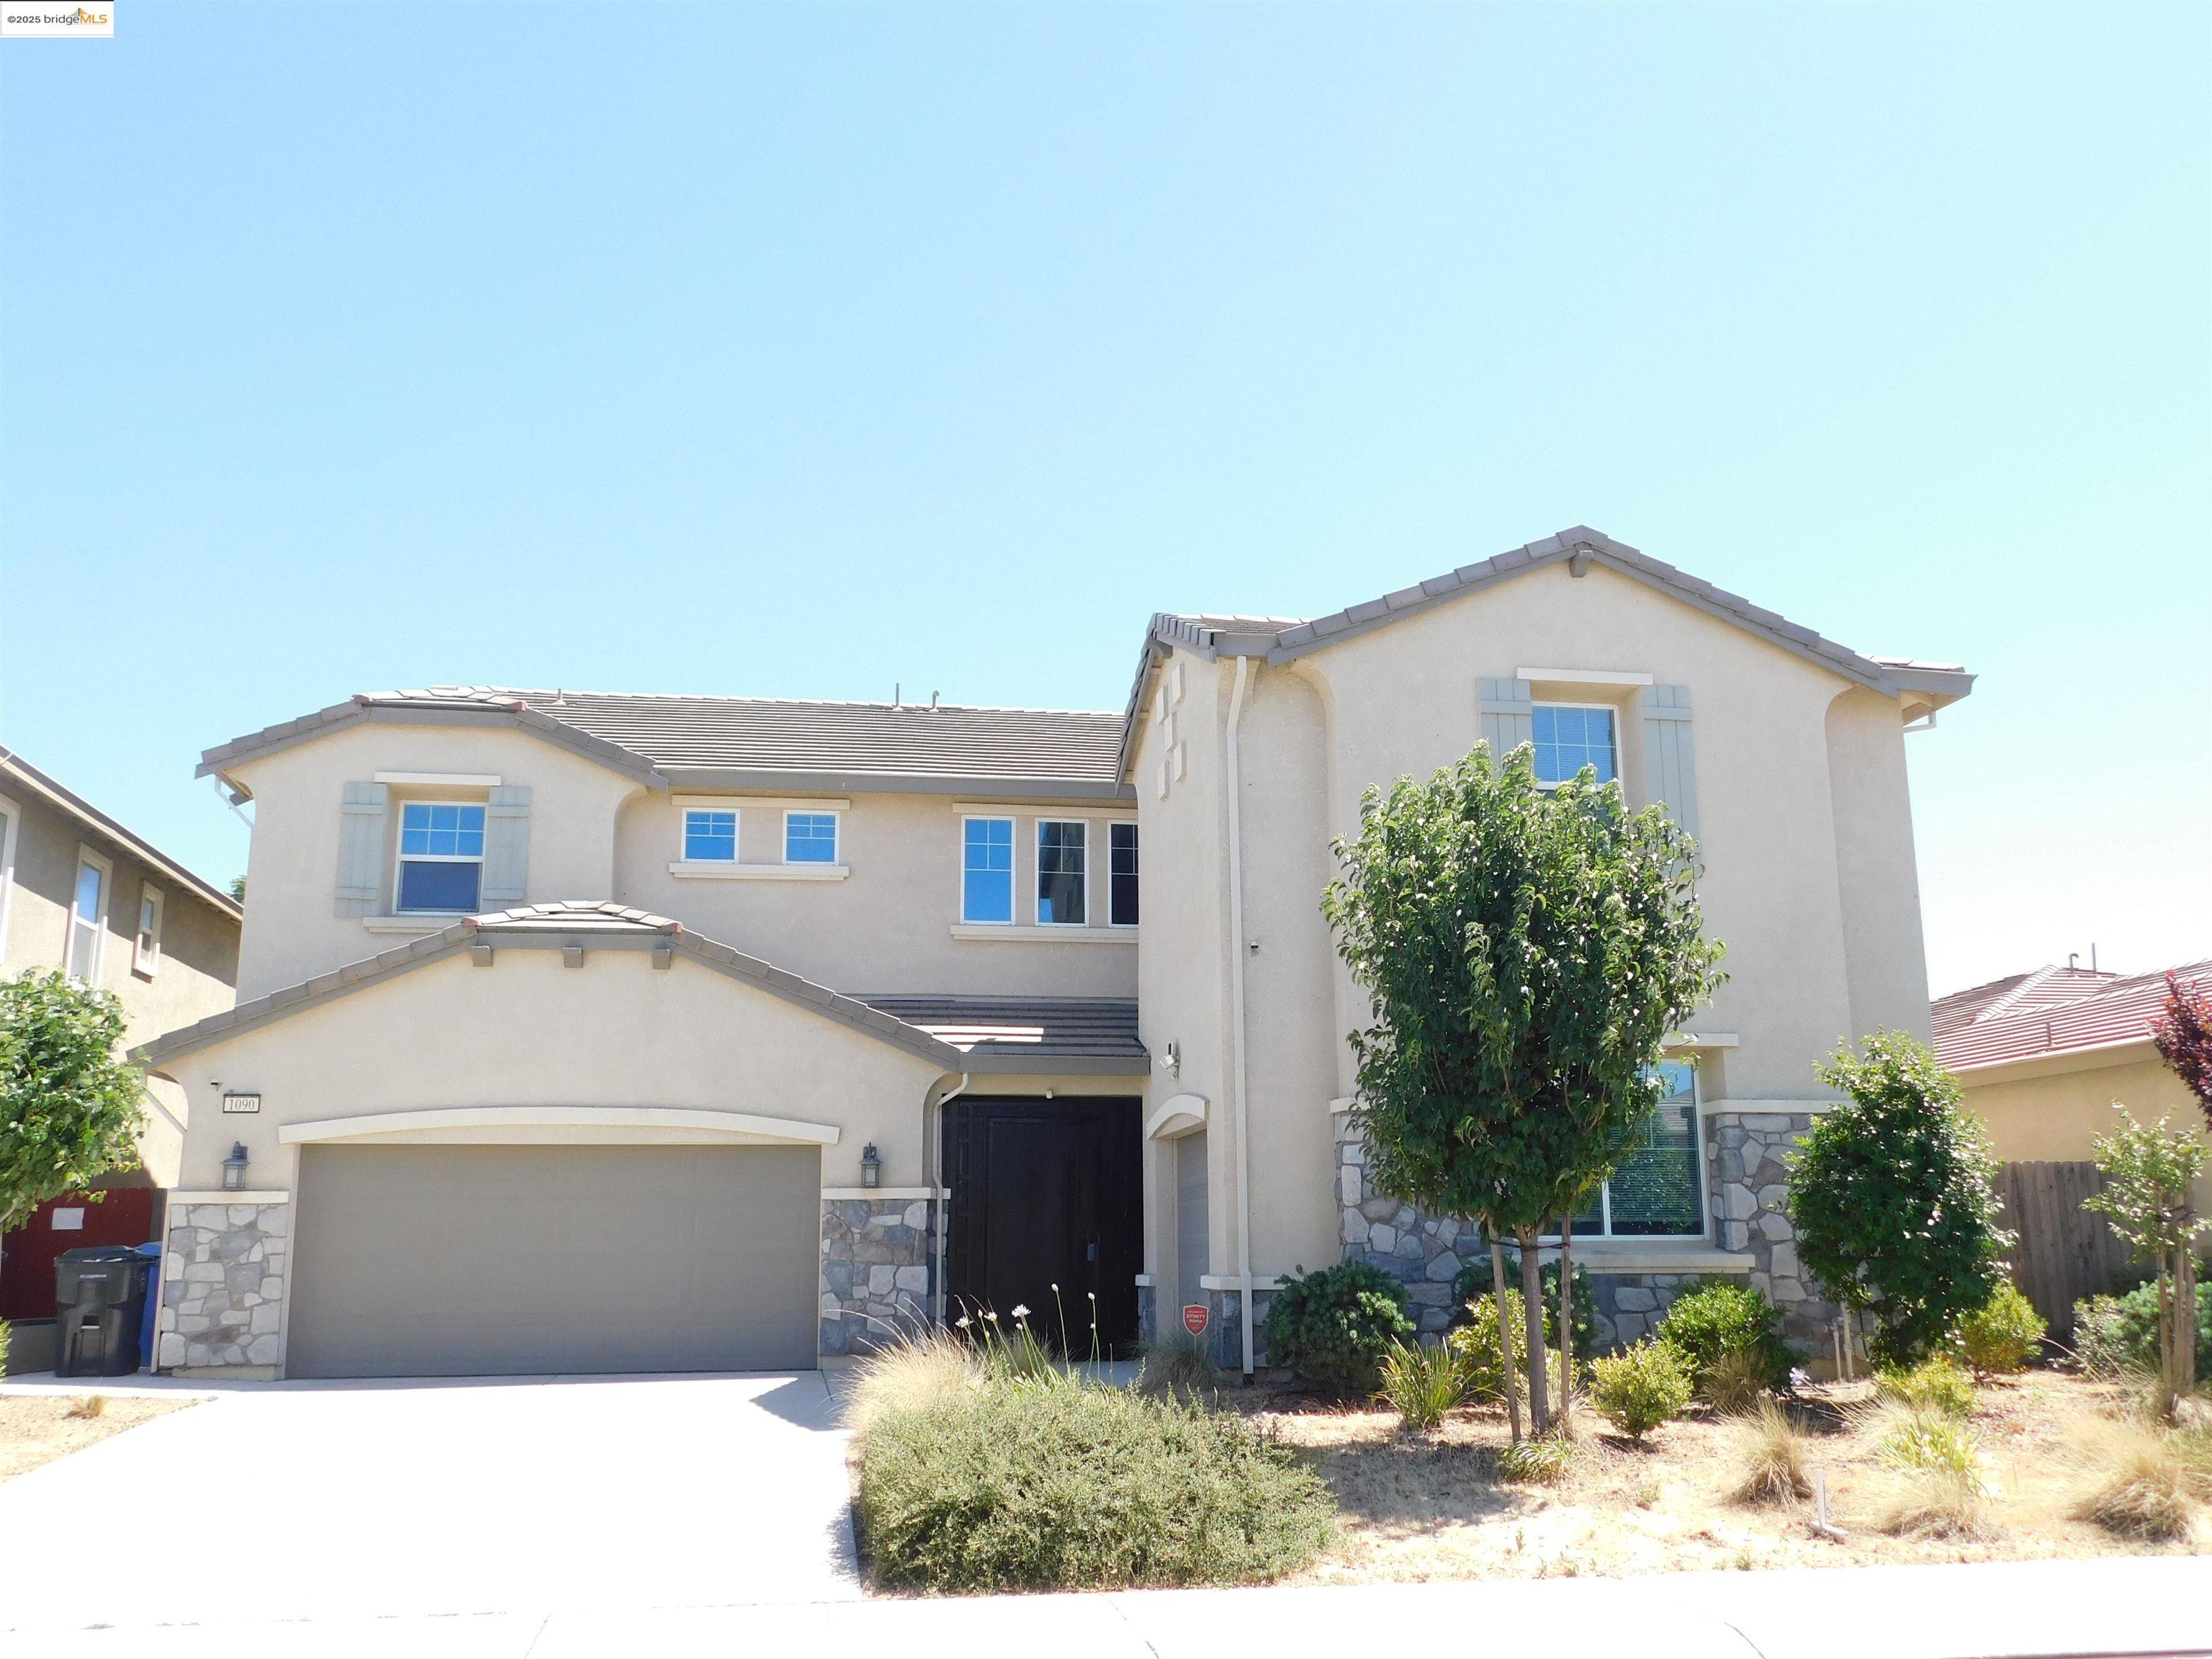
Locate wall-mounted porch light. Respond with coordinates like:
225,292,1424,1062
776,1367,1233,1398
221,1142,250,1192
860,1143,882,1189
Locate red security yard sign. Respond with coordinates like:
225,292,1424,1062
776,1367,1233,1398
1182,1304,1209,1336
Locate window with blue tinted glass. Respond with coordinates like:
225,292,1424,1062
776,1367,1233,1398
784,813,837,864
683,809,738,862
1531,704,1618,786
1037,821,1087,925
395,802,486,912
962,817,1014,923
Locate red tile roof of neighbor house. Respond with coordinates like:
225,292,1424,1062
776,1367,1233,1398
1933,959,2211,1073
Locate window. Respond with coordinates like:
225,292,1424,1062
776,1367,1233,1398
683,809,738,863
67,852,109,982
134,884,165,977
1532,703,1617,786
784,811,837,865
961,817,1014,923
395,802,485,912
1037,820,1087,925
1109,822,1139,927
1560,1061,1704,1238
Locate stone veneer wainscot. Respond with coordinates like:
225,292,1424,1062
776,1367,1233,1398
819,1191,938,1359
156,1194,291,1374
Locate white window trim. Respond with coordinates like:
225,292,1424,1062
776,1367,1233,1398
781,809,841,868
668,861,848,882
0,791,21,961
67,845,113,984
1035,819,1088,927
133,882,165,979
1517,667,1654,688
948,924,1133,945
1107,820,1139,930
1545,1064,1706,1244
392,800,488,915
679,806,741,865
1531,699,1621,792
959,814,1017,927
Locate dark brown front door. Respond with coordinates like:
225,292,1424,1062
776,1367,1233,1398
942,1097,1142,1358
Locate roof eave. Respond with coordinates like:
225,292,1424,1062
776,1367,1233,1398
0,748,243,922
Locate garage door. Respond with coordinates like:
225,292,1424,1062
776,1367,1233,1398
286,1143,820,1379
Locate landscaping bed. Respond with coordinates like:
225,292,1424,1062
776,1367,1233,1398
1241,1369,2208,1581
0,1392,195,1483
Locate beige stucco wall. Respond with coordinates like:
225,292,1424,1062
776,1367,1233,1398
613,789,1136,998
2,783,240,1187
1960,1044,2212,1213
150,945,956,1195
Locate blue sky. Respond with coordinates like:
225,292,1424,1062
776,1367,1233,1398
2,3,2206,995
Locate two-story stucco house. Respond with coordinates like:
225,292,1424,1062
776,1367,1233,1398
139,528,1972,1380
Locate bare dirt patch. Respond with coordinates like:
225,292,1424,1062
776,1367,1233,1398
1238,1370,2210,1581
0,1393,196,1483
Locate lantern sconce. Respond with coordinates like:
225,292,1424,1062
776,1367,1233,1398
221,1141,250,1192
860,1143,882,1189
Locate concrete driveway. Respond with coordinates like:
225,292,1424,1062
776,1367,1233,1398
0,1371,858,1634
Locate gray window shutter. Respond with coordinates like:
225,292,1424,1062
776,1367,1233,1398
335,782,389,917
1480,676,1533,757
1642,684,1701,841
480,785,531,907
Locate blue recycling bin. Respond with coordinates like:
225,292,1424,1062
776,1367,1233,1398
135,1242,162,1370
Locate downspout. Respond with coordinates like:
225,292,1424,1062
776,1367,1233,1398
1225,655,1256,1380
927,1072,970,1326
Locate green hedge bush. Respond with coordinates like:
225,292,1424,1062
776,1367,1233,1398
1264,1261,1414,1395
857,1374,1334,1591
1955,1281,2045,1377
1653,1279,1794,1397
2073,1280,2212,1378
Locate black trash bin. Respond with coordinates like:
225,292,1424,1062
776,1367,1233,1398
55,1246,153,1377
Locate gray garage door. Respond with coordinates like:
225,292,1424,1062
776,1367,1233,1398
287,1143,820,1379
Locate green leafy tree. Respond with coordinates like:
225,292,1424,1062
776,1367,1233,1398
1322,742,1723,1436
2085,1109,2208,1413
0,971,147,1239
1787,1032,2010,1369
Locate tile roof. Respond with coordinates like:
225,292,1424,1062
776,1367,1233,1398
0,747,242,922
1933,959,2210,1072
857,994,1145,1074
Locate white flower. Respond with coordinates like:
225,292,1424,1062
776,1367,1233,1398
984,1310,999,1322
954,1316,971,1330
1790,1367,1811,1389
1011,1303,1031,1320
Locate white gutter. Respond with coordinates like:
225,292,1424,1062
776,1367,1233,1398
927,1072,970,1325
1224,655,1256,1379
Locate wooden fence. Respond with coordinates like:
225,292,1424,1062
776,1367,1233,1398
1994,1161,2139,1341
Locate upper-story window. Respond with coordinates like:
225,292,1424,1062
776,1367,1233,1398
1532,703,1617,787
683,809,738,863
962,817,1015,924
1037,820,1087,926
67,850,110,982
395,802,486,912
134,884,165,977
1561,1061,1704,1238
1109,822,1139,927
784,811,837,865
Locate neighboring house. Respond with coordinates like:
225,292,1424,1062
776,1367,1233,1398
0,747,242,1337
1937,959,2212,1214
138,526,1972,1380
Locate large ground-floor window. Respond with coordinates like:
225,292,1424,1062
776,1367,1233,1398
1562,1060,1705,1238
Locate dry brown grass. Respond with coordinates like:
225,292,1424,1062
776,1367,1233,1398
1236,1369,2209,1583
1729,1398,1812,1505
0,1393,193,1483
2068,1416,2208,1542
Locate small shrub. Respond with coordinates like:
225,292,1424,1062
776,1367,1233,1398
1447,1285,1565,1405
842,1328,980,1439
1956,1281,2046,1377
1730,1398,1812,1503
1264,1261,1414,1397
1588,1340,1693,1441
2072,1282,2212,1380
1453,1253,1599,1359
1653,1279,1794,1401
1874,1357,1977,1420
857,1372,1334,1590
1136,1330,1219,1401
1874,1403,1990,1536
1377,1340,1467,1431
1497,1434,1575,1485
66,1393,106,1420
2069,1416,2208,1541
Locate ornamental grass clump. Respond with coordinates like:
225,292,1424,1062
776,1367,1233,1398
1872,1402,1990,1536
1135,1329,1220,1402
1587,1340,1693,1442
1496,1433,1575,1485
840,1328,981,1440
856,1371,1334,1591
2068,1416,2208,1541
1728,1398,1812,1505
1874,1356,1977,1420
1377,1339,1467,1432
1956,1281,2046,1378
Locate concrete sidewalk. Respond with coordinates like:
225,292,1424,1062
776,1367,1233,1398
17,1557,2210,1658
